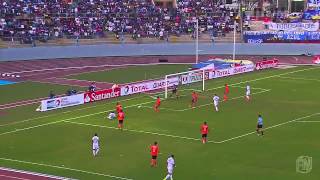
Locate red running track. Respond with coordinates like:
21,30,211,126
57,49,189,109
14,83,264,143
0,167,74,180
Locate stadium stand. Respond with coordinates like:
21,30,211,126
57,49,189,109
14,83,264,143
0,0,242,47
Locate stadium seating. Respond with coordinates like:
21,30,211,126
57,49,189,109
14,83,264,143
0,0,240,46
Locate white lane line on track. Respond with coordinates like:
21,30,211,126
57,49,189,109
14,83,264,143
0,158,134,180
0,167,75,180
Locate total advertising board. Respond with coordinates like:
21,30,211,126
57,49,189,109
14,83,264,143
213,64,255,78
121,77,179,96
84,88,121,103
40,94,84,111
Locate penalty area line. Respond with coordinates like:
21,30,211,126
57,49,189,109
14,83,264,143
0,157,134,180
0,100,156,136
63,120,212,143
210,112,320,144
177,89,271,112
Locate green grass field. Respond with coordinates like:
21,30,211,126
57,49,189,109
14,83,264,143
0,65,319,180
68,64,191,84
0,81,85,105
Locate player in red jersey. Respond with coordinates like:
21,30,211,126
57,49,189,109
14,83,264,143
223,84,229,101
191,91,199,108
117,110,125,130
154,96,161,112
116,102,123,113
200,122,209,144
150,141,159,167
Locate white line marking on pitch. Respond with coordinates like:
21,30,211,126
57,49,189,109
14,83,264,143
140,89,271,112
1,66,317,127
295,121,320,123
0,95,143,127
0,100,155,136
278,76,320,82
0,67,317,133
64,112,320,145
63,120,204,142
0,158,134,180
210,112,320,144
177,89,271,112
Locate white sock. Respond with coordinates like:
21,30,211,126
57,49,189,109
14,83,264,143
165,174,170,180
93,150,96,156
215,106,218,111
170,175,173,180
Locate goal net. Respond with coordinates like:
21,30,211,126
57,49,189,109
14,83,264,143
164,68,209,99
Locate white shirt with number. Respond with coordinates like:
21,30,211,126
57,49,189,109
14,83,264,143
213,96,220,106
167,157,175,171
92,136,99,150
246,85,251,96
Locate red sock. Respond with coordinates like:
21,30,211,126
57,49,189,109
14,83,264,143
224,94,228,101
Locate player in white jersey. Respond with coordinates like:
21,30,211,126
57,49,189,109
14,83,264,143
92,133,100,157
213,94,220,112
163,155,175,180
245,84,251,101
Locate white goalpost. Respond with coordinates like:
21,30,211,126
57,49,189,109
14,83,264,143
164,68,206,99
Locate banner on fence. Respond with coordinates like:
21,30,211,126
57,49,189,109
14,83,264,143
255,59,279,70
213,64,255,78
268,22,319,31
40,94,84,111
181,71,210,85
244,31,320,43
84,88,121,103
120,77,179,96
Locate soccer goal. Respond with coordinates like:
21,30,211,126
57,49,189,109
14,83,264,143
164,68,208,99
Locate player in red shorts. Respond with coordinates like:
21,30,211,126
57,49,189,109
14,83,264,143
154,96,161,112
150,141,159,167
191,91,198,108
117,110,125,130
116,102,123,113
223,84,229,101
200,122,209,144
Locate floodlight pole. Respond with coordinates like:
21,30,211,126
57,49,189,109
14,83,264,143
196,18,199,64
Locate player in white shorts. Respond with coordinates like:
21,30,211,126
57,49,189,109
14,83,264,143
163,155,175,180
213,94,220,112
92,133,100,157
245,84,251,101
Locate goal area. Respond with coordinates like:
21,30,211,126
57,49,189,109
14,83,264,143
164,68,208,99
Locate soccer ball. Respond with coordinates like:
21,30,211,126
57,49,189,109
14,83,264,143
138,105,141,108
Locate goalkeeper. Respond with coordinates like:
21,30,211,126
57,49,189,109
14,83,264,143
169,84,179,99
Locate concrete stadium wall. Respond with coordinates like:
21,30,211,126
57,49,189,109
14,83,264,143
1,43,320,61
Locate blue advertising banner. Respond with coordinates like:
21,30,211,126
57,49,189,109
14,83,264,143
244,31,320,43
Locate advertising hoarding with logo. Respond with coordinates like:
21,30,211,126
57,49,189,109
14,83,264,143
84,88,121,103
40,94,84,111
121,77,179,96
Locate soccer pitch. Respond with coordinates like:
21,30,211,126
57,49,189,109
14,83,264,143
0,65,319,180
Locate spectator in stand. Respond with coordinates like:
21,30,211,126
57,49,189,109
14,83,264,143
0,0,240,43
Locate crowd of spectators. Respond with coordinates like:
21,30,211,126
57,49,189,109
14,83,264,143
0,0,240,44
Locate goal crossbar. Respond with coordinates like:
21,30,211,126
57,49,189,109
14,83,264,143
165,69,206,99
